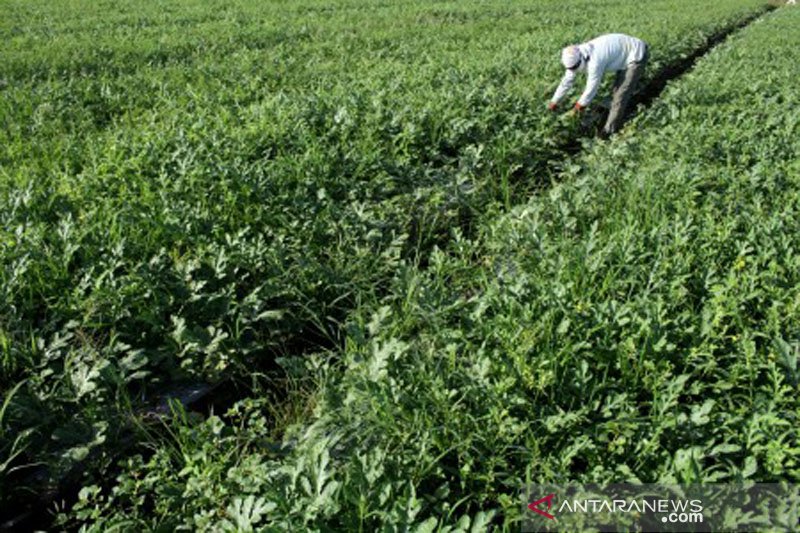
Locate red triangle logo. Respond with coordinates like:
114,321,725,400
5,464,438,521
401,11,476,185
528,493,556,520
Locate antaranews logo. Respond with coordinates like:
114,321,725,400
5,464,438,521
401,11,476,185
528,493,703,521
523,483,800,533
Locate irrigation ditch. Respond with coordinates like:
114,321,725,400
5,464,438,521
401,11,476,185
0,4,777,531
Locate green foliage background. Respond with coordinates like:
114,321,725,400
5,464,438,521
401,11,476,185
2,0,798,530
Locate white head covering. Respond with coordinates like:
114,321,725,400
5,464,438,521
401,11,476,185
561,45,581,69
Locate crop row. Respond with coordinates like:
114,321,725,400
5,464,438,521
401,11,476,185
61,4,800,530
0,0,769,512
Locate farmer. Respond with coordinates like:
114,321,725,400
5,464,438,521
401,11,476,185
547,33,649,137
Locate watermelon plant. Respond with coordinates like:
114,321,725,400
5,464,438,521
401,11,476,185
0,0,779,524
59,3,800,530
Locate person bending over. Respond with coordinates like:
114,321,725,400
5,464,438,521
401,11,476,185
548,33,649,137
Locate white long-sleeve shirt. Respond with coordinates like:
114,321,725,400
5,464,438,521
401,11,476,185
551,34,648,107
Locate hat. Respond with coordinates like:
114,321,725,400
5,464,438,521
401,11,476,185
561,45,581,69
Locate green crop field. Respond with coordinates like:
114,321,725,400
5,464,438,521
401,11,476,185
1,0,798,530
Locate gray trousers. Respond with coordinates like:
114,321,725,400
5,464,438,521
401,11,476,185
603,46,649,135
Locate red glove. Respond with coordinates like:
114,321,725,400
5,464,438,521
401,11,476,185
547,101,558,112
574,102,586,112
